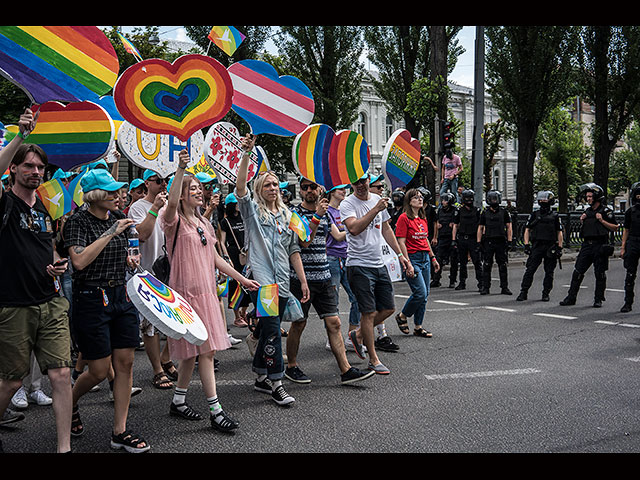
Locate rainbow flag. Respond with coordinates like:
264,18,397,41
229,283,245,310
256,284,279,318
208,26,245,56
289,210,311,242
66,170,84,208
217,277,229,297
117,31,142,62
36,178,73,220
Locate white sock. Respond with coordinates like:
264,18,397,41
172,387,187,408
207,396,222,416
376,323,387,339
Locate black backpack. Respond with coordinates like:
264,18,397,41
152,218,180,283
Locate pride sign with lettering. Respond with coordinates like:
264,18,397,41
117,121,203,178
127,271,208,345
381,129,421,190
205,122,260,184
113,54,233,142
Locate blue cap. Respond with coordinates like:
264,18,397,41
143,169,159,181
166,175,175,193
129,178,145,191
279,181,289,189
328,184,349,193
225,193,237,205
89,159,109,170
370,174,384,185
80,169,127,193
52,168,74,180
195,172,215,184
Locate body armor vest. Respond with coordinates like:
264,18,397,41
458,206,479,236
530,210,558,242
484,207,506,238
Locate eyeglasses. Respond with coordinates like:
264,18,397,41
196,226,207,246
351,178,368,186
202,183,215,191
300,183,318,191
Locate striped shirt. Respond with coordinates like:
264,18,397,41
290,205,331,283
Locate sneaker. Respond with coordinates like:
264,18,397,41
285,366,311,384
348,330,366,359
516,292,527,301
455,283,466,290
345,336,367,354
621,303,632,313
11,386,28,410
375,336,399,352
501,288,513,295
340,367,375,385
246,332,258,357
272,385,295,406
254,378,272,394
0,408,25,426
109,386,143,402
228,333,242,346
368,362,391,375
28,389,52,406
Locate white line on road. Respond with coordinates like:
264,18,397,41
395,294,410,299
433,300,469,306
625,356,640,362
595,320,640,329
605,288,625,293
484,306,517,312
533,313,578,320
425,368,541,381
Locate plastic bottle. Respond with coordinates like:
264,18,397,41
128,225,141,266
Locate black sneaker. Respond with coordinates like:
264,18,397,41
272,385,295,406
285,366,311,384
340,367,375,385
516,292,527,301
375,336,399,352
455,283,466,290
621,303,632,313
501,288,513,295
254,378,272,394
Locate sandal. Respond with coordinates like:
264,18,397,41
110,430,150,453
152,372,173,390
161,361,179,382
414,327,433,338
210,410,239,432
71,405,84,437
170,402,203,421
395,314,410,334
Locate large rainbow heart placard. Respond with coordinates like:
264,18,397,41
3,101,115,171
381,129,421,190
113,54,233,143
117,121,203,179
127,271,208,345
227,59,315,137
0,26,120,104
205,122,260,184
293,124,370,189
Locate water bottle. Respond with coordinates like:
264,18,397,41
127,225,141,267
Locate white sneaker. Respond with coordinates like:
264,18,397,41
228,333,243,346
11,386,28,410
28,389,53,406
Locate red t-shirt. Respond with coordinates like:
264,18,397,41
395,213,431,254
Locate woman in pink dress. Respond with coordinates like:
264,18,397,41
159,150,259,432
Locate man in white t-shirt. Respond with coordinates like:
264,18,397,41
341,173,413,375
128,169,177,389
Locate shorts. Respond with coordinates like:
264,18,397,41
290,278,339,321
347,265,396,314
0,296,72,381
72,285,140,360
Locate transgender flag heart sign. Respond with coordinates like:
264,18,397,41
227,59,314,137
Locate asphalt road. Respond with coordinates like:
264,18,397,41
3,253,640,455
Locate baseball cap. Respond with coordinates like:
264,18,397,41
80,169,127,193
129,178,145,191
143,169,160,181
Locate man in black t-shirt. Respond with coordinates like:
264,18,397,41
0,108,73,454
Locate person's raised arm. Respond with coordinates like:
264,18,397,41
235,134,256,199
163,149,189,223
0,108,39,175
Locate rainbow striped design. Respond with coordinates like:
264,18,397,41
117,32,142,61
382,129,421,190
0,26,119,103
5,101,115,171
114,55,233,142
289,210,311,242
36,178,73,220
66,170,84,207
217,277,229,297
328,129,369,187
228,283,244,310
139,273,177,304
256,284,279,318
228,60,315,137
208,26,245,56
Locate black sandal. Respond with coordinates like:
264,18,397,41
414,327,433,338
395,314,410,334
170,402,203,421
161,361,179,382
210,410,239,432
110,430,150,453
152,372,173,390
71,405,84,437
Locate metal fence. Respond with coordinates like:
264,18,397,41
510,212,624,251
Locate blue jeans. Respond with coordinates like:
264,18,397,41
401,251,432,327
327,255,360,326
440,176,459,202
249,293,286,380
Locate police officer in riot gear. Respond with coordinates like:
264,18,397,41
516,191,564,302
388,188,405,231
452,189,483,291
619,182,640,312
477,190,513,295
431,192,458,288
560,183,618,307
416,186,437,243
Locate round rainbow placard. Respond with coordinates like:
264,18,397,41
113,54,233,142
127,271,208,346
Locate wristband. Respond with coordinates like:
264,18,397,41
17,131,27,139
397,252,403,258
310,215,321,226
148,209,158,218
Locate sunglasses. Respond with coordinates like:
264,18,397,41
370,184,383,189
196,226,207,246
300,183,319,191
149,177,168,185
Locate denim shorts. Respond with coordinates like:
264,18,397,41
72,285,140,360
346,265,395,314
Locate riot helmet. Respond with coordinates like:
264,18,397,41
537,191,555,212
486,190,502,208
440,192,455,209
392,188,405,207
630,182,640,206
578,183,605,203
417,186,432,203
461,189,475,206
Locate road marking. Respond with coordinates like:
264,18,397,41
595,320,640,329
625,356,640,362
533,313,577,320
484,306,517,312
561,285,587,289
433,300,469,306
395,294,410,299
425,368,540,381
605,288,625,293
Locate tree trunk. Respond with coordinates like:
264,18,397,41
592,26,611,200
429,25,448,199
516,121,538,213
558,168,568,213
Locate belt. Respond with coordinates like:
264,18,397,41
77,279,125,288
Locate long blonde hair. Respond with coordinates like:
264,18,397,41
177,174,207,224
252,171,291,223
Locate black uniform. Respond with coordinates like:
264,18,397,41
560,202,617,307
478,205,512,294
431,203,458,287
621,203,640,311
517,208,563,301
453,204,482,290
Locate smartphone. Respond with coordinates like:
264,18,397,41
54,259,69,267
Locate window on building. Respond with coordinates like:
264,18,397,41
385,114,394,139
357,112,367,139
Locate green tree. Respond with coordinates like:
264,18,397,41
482,119,514,192
102,26,177,74
486,26,580,213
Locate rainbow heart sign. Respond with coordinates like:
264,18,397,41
292,124,370,190
127,271,208,346
205,122,260,185
0,26,120,104
113,54,233,142
3,101,115,171
227,59,315,137
381,129,421,190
